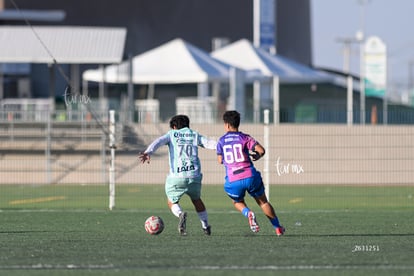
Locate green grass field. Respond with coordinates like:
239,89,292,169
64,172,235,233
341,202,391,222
0,184,413,276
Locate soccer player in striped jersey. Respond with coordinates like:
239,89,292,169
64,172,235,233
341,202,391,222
139,115,216,236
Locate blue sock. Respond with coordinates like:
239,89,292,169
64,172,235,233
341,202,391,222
270,217,281,228
241,207,250,217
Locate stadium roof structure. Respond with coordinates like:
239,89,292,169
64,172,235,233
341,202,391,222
0,26,127,64
0,9,66,22
211,39,335,123
211,39,332,84
82,38,232,84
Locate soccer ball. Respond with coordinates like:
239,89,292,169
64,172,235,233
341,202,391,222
144,216,164,235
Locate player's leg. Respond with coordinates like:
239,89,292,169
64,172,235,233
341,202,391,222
254,193,279,221
224,179,248,213
166,176,188,235
187,176,211,235
165,176,185,217
255,196,285,236
248,171,285,235
225,178,259,232
254,195,285,235
234,199,259,233
167,199,182,216
191,198,211,235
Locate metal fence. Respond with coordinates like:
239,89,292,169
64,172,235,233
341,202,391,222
2,97,414,125
1,111,413,186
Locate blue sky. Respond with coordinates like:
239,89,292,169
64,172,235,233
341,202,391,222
311,0,413,98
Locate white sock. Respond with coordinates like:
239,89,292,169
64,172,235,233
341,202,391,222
197,210,209,228
171,203,182,218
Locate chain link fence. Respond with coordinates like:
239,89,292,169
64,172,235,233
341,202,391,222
1,109,413,186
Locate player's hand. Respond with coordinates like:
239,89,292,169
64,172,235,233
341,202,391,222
250,151,261,161
138,152,151,164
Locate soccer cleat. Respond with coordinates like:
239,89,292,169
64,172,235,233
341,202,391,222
275,226,285,236
248,211,260,233
178,212,187,236
203,225,211,236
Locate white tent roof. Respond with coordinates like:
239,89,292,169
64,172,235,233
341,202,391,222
83,38,230,84
211,39,332,84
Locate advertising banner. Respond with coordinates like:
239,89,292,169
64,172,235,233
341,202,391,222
254,0,275,53
364,36,387,97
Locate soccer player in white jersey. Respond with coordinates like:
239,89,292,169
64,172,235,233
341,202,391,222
139,115,216,236
216,110,285,236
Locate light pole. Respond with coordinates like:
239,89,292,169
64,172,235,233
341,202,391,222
357,0,369,124
336,37,359,125
357,30,365,124
409,60,414,89
409,60,414,106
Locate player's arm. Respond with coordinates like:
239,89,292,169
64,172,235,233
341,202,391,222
250,143,265,161
216,142,223,164
139,134,170,164
198,134,217,150
217,154,223,164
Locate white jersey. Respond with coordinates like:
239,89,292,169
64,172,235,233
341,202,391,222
144,127,216,178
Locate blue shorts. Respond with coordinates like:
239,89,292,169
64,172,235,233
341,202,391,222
224,171,265,202
165,174,202,203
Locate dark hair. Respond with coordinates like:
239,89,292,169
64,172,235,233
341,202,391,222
169,114,190,129
223,110,240,128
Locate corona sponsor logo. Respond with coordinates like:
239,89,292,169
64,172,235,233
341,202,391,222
174,132,196,138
